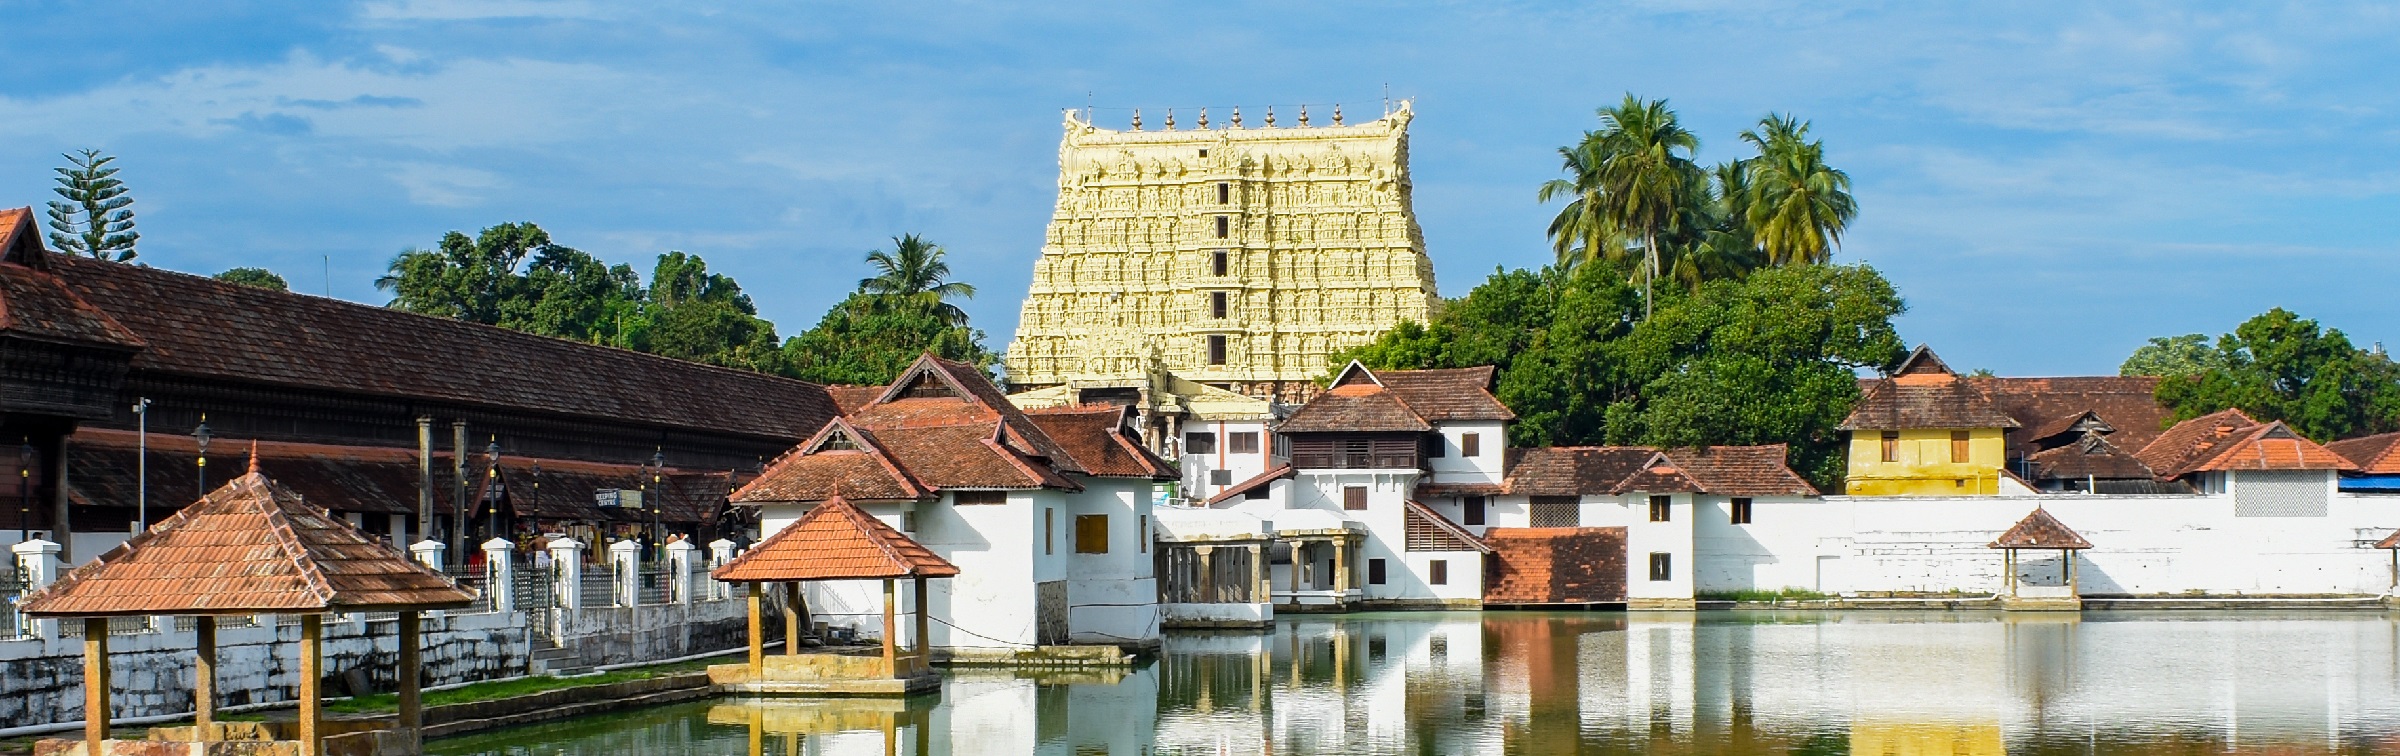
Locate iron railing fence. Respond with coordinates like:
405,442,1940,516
0,564,22,639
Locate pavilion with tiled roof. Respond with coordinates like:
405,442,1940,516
708,496,956,695
1988,507,2091,609
20,452,473,752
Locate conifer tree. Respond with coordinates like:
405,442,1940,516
45,149,140,261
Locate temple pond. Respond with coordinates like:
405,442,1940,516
429,610,2400,754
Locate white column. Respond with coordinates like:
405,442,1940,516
410,539,447,572
481,538,516,611
608,540,642,607
548,537,585,611
707,539,737,601
666,539,698,605
12,539,60,638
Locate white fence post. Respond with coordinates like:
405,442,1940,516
666,539,697,605
12,539,60,639
410,539,447,572
609,540,642,607
707,539,737,601
482,538,515,611
549,538,585,611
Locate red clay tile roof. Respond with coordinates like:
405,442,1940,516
1972,376,2172,456
712,496,958,582
1403,500,1490,553
2329,432,2400,475
733,419,930,504
23,466,476,616
1503,447,1656,497
1377,366,1515,422
48,254,836,442
1024,405,1178,480
826,385,885,414
2182,422,2356,473
860,355,1083,475
1277,382,1433,433
1415,481,1505,497
1611,458,1703,495
1988,508,2092,550
1661,445,1821,496
2025,432,2157,481
1204,463,1294,505
1841,377,2020,431
2135,408,2258,478
2377,530,2400,550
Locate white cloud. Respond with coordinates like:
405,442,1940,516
390,162,503,207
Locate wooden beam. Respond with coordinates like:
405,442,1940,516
783,582,802,656
746,584,763,674
398,611,422,750
83,617,108,749
300,614,323,756
882,579,898,675
913,576,930,665
194,616,217,738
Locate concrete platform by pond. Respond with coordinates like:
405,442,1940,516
709,652,940,696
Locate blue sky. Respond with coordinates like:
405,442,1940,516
4,1,2396,375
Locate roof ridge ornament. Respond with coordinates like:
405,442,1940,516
247,440,260,475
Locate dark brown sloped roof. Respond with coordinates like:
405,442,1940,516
2136,408,2258,478
1503,446,1657,497
24,464,476,616
50,254,837,441
1403,500,1490,554
1024,405,1178,480
826,385,885,414
1205,463,1295,505
1971,376,2172,456
1989,508,2092,550
2328,432,2400,475
712,496,958,582
1279,382,1433,433
1377,366,1515,422
2026,432,2157,481
1662,445,1821,496
0,213,144,350
1841,346,2018,431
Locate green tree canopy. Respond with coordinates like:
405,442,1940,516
1334,259,1905,487
45,149,139,261
214,267,288,291
2120,334,2223,379
860,234,976,326
2150,309,2400,441
780,239,995,385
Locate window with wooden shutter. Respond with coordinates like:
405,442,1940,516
1950,431,1971,463
1648,552,1672,581
1184,432,1216,455
1368,558,1387,585
952,490,1006,506
1881,431,1900,462
1429,559,1448,585
1648,495,1672,523
1460,433,1480,458
1730,497,1753,525
1462,496,1486,526
1074,514,1108,554
1343,486,1368,510
1228,432,1260,454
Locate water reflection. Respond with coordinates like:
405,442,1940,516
430,611,2400,755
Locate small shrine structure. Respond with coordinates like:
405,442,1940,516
708,496,957,695
1989,507,2092,611
20,453,474,755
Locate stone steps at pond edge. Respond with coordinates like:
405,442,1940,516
528,645,595,677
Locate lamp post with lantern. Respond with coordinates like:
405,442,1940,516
482,437,503,543
648,448,665,563
193,415,212,500
17,438,32,544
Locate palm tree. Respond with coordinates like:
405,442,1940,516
1741,114,1856,266
1537,140,1626,271
860,234,976,326
1590,95,1703,319
1667,162,1763,290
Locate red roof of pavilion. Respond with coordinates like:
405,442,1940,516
1988,508,2093,550
711,496,958,582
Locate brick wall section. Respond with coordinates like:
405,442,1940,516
1482,527,1625,604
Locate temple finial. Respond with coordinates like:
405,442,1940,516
247,440,260,474
1333,104,1343,126
1130,108,1143,131
1299,105,1310,127
1231,106,1243,128
1164,108,1175,131
1265,105,1276,128
1197,107,1209,129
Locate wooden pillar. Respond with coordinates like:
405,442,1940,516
913,576,931,665
783,582,803,657
194,616,217,738
83,617,109,748
398,611,422,749
746,584,764,674
882,717,898,756
300,614,323,756
1287,540,1302,598
745,704,762,756
881,579,898,674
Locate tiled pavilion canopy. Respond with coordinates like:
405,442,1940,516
22,462,475,617
714,496,958,583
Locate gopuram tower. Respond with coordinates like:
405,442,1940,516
1004,101,1440,402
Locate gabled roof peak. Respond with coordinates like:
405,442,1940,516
1894,345,1953,377
1989,507,2092,550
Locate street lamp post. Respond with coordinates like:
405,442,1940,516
133,398,151,531
529,462,541,537
484,437,502,542
649,448,666,563
18,439,32,543
193,415,212,500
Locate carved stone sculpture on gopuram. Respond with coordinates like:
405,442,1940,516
1003,101,1440,402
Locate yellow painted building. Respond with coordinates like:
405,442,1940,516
1002,102,1440,402
1840,347,2022,496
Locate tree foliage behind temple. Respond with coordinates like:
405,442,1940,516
2138,308,2400,442
1333,260,1906,487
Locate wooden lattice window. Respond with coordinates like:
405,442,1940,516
1343,486,1368,511
1529,496,1578,528
1227,432,1260,454
1430,559,1448,585
1881,431,1900,462
1462,496,1486,526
